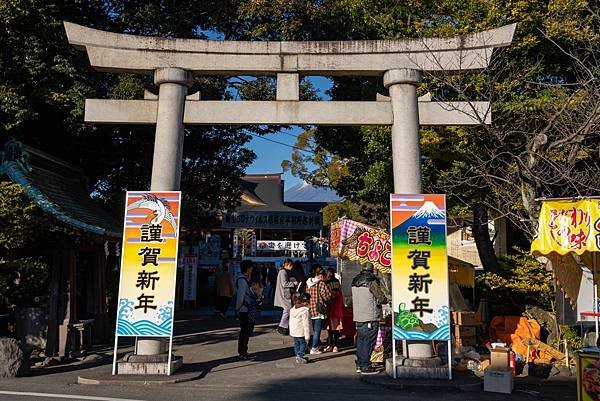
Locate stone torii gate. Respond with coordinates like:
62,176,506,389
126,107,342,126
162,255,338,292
64,21,515,372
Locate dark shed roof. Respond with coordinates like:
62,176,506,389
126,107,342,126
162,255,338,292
0,140,120,237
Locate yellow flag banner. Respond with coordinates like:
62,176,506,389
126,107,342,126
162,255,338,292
531,199,600,256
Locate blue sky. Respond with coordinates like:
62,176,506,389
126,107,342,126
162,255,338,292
245,76,332,190
199,30,334,190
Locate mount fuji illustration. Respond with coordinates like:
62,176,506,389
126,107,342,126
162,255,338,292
413,201,445,219
392,200,447,243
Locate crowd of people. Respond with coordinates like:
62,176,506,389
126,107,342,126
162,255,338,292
216,257,386,375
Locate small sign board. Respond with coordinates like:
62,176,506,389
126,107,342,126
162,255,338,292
183,254,198,301
257,240,306,251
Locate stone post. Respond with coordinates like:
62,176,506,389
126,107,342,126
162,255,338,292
384,68,429,362
150,67,194,191
137,67,192,357
383,68,422,194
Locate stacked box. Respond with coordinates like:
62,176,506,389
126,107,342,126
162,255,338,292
484,369,513,394
452,311,480,349
452,311,480,326
484,347,512,393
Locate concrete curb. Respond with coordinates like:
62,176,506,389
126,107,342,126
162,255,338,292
360,374,483,393
77,371,202,386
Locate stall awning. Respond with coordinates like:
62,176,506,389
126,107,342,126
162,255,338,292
330,218,476,284
531,198,600,306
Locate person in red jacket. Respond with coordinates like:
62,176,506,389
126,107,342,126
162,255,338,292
325,268,344,352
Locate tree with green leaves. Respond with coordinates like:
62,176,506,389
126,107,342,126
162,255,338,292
230,0,600,271
0,182,53,308
0,1,264,235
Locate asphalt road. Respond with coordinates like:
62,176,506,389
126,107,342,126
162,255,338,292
0,381,541,401
0,313,573,401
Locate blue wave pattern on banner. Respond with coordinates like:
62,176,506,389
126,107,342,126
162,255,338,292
116,298,173,336
393,324,450,340
117,318,172,336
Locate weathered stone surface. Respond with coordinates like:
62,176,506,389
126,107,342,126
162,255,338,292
386,68,422,194
407,343,433,359
387,357,449,379
84,99,490,126
64,22,517,75
395,366,449,379
149,67,191,192
117,356,182,375
15,307,47,350
122,352,169,363
276,73,299,101
401,357,443,368
0,337,30,377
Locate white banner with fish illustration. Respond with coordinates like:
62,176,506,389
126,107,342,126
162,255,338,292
116,191,181,337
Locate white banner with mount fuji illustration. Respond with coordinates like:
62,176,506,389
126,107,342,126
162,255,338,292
390,194,450,341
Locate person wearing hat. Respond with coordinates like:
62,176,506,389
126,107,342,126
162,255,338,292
351,262,387,375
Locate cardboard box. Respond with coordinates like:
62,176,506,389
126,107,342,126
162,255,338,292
454,325,476,338
484,369,513,394
454,337,477,347
490,347,510,371
452,311,480,326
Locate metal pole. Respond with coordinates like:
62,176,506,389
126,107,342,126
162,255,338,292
111,335,119,375
594,258,598,343
447,339,452,380
392,312,397,379
167,335,174,376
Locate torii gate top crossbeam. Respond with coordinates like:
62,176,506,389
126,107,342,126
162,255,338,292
64,22,516,75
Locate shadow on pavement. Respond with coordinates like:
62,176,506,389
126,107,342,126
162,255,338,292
178,345,292,380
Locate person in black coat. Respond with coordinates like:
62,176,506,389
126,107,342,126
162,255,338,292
289,260,306,291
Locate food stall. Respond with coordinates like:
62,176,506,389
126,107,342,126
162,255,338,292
329,218,476,363
530,197,600,401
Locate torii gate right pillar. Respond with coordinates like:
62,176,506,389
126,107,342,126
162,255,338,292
384,68,423,194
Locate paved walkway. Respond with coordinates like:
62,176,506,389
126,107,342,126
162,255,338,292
0,310,577,401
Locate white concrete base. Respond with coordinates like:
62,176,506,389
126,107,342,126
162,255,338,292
407,343,433,359
117,356,183,375
386,358,448,379
136,338,165,355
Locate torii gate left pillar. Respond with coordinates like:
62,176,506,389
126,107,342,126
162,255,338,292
136,68,193,357
150,68,193,192
384,68,422,194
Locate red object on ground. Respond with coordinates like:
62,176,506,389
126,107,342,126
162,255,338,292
509,351,516,376
341,306,356,339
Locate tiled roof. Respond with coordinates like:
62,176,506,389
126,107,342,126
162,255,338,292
0,140,120,237
239,174,306,213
